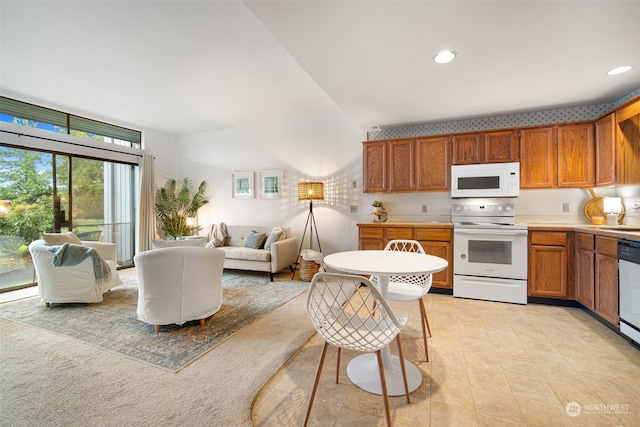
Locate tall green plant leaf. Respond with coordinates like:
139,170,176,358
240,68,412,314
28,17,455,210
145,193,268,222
154,178,208,239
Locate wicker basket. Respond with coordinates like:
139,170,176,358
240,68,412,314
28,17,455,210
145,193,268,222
300,259,321,282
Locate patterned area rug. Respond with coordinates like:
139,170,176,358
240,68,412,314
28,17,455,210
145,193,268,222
0,271,309,372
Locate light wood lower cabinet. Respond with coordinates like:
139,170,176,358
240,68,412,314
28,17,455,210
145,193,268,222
575,233,595,309
528,231,572,298
594,236,619,325
385,227,413,242
415,228,453,289
358,226,384,250
357,224,453,289
575,233,619,327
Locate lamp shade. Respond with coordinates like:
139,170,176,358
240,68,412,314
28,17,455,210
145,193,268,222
298,182,324,201
603,197,622,213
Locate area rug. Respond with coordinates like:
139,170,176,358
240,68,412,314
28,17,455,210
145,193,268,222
0,271,309,372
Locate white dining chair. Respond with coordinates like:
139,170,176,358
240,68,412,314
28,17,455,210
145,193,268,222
371,239,433,361
304,272,410,427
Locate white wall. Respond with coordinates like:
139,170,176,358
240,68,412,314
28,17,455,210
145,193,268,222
172,113,640,254
142,129,178,188
176,113,367,254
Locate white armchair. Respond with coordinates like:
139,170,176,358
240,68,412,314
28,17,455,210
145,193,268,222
29,239,121,306
133,247,225,332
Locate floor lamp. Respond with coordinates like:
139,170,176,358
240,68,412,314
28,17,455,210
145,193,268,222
293,181,323,278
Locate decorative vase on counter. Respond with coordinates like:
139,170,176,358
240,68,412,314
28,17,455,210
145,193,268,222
372,208,388,222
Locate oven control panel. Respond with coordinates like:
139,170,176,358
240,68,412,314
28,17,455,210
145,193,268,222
452,203,514,216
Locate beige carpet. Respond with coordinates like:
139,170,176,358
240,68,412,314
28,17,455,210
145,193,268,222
0,272,309,372
0,270,316,426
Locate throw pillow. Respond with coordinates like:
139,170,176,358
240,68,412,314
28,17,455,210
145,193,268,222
151,238,207,249
41,232,82,246
264,230,285,251
244,232,267,249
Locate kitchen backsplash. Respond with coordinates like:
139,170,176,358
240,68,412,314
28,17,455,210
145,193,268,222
360,186,640,225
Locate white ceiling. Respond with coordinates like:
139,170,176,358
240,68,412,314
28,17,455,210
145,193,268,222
1,1,639,136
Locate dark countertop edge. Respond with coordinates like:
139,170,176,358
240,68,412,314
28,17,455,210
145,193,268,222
356,222,640,239
357,222,453,228
530,225,640,239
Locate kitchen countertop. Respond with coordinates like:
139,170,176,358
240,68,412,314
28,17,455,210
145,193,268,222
529,224,640,239
357,222,453,228
357,221,640,239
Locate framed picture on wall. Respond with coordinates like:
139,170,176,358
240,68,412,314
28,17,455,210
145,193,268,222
232,171,254,199
259,170,284,199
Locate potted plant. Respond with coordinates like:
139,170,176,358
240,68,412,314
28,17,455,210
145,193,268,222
155,178,208,239
372,200,384,214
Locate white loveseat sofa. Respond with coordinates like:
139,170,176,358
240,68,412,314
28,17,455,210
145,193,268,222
207,224,299,281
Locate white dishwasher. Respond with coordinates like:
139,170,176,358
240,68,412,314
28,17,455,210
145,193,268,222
619,239,640,345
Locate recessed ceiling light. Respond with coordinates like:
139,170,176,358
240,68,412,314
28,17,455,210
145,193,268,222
434,51,456,64
607,65,633,76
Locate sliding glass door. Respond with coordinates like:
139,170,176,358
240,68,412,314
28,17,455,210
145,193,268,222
0,145,135,292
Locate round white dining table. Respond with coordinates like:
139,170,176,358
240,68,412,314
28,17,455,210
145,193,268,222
323,250,448,396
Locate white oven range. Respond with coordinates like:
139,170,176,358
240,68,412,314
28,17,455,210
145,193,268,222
452,203,528,304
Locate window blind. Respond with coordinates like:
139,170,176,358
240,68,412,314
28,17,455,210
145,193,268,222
69,115,141,144
0,96,142,146
0,97,67,128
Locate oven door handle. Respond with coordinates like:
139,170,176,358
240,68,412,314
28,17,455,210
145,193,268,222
454,229,528,236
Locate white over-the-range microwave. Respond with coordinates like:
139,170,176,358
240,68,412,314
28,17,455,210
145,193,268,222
450,162,520,198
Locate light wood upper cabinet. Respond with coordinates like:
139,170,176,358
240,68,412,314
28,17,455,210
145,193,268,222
363,96,640,193
484,130,519,163
615,101,640,185
364,136,450,193
557,123,594,188
363,140,387,193
520,126,557,188
452,130,519,164
595,113,617,186
520,123,593,189
452,133,483,164
388,139,415,192
415,135,451,192
593,98,640,187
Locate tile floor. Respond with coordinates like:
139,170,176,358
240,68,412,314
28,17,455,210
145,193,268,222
252,293,640,426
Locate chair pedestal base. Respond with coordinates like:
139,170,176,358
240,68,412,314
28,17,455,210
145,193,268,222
347,353,421,396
